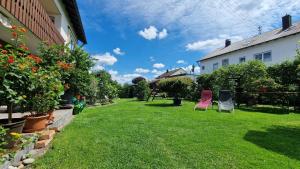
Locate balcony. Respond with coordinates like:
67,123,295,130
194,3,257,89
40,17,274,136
0,0,64,45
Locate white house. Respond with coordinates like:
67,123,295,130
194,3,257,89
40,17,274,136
0,0,86,52
197,15,300,74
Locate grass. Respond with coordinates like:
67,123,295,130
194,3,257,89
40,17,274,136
34,99,300,169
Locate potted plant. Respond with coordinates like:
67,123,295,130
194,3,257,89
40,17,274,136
158,77,193,106
0,26,33,133
23,69,64,133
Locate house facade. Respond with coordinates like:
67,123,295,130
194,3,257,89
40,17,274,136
0,0,86,52
197,15,300,74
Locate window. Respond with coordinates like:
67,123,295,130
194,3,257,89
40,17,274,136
263,51,272,62
254,53,263,61
201,66,205,71
239,57,246,63
254,51,272,62
68,26,77,50
222,59,229,67
213,63,219,71
49,16,55,23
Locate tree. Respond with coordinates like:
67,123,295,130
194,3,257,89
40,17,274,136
135,80,150,101
96,70,119,104
119,83,134,98
132,76,146,84
158,77,193,105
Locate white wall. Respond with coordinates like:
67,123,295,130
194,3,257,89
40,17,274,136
53,0,77,44
199,34,300,74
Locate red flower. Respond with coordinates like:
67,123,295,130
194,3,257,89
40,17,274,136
31,67,38,73
27,54,42,64
1,50,8,54
11,25,17,30
19,44,29,51
12,32,17,38
8,56,14,64
0,44,2,48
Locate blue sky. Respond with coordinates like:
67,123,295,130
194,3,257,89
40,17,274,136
77,0,300,84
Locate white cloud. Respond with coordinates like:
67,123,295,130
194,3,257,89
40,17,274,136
151,69,165,75
91,0,300,45
123,73,142,78
183,65,201,74
108,70,118,75
138,26,158,40
149,56,155,62
158,28,168,39
176,60,186,64
135,68,150,74
186,35,243,51
91,52,118,71
92,52,117,66
153,63,165,69
138,26,168,40
113,47,125,55
108,70,142,84
92,65,104,71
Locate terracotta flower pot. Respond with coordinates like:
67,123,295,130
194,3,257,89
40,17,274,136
23,114,49,133
47,110,55,124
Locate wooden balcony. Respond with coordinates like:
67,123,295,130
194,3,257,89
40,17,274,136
0,0,64,45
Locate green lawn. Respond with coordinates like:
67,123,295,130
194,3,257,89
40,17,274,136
34,99,300,169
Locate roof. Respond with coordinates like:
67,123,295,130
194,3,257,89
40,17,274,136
199,22,300,62
156,68,187,79
62,0,87,44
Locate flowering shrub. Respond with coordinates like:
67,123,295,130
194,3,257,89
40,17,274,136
0,25,63,117
0,26,38,115
28,69,64,114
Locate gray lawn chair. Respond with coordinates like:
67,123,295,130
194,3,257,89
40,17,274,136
218,90,234,112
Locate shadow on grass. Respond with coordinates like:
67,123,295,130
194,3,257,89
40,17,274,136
239,106,291,115
244,126,300,161
144,103,176,107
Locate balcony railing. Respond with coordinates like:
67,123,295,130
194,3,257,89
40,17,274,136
0,0,64,45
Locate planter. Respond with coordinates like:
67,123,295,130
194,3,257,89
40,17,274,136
173,98,182,106
0,118,25,148
23,115,49,133
47,110,55,124
0,118,26,134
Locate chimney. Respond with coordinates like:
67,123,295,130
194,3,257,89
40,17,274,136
225,39,231,47
282,14,292,30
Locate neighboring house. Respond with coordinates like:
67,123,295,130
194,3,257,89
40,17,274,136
197,15,300,74
152,68,197,83
0,0,86,52
156,68,188,79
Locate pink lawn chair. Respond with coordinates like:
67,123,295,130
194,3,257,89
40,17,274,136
194,90,213,111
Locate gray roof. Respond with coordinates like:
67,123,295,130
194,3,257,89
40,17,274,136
199,22,300,61
156,68,187,79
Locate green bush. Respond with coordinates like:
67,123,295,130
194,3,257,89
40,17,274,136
158,77,193,99
135,80,150,101
195,60,280,105
96,70,120,104
132,76,146,84
119,83,134,98
0,126,7,154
